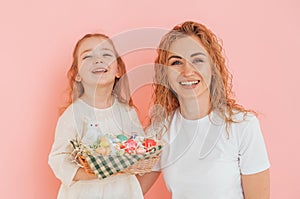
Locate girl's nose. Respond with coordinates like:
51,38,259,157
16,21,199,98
93,57,103,65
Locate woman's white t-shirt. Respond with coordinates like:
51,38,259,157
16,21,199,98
154,110,270,199
48,99,144,199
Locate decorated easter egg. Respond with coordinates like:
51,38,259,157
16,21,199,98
99,137,110,148
124,139,138,149
95,146,110,155
112,138,121,143
123,139,138,154
95,147,106,154
142,139,157,148
116,134,128,142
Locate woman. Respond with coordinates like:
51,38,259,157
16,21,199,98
139,21,270,199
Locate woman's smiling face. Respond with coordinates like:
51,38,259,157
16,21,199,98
166,35,212,100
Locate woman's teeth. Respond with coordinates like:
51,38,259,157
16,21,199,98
179,80,200,86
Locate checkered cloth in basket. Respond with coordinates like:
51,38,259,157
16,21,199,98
70,139,162,180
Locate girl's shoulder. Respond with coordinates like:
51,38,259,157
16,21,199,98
115,99,138,113
59,103,74,118
58,100,90,121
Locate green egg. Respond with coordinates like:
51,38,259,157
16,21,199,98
116,134,128,141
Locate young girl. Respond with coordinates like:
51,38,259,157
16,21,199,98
48,33,144,199
139,21,270,198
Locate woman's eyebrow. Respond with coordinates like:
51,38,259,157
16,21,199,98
168,55,182,61
191,52,206,57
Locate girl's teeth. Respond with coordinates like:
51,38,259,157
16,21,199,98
92,68,107,73
180,80,199,86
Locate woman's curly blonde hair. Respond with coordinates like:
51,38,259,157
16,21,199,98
151,21,254,131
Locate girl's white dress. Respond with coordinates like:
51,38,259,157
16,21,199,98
49,99,144,199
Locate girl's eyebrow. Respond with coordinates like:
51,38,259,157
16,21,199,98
80,49,92,56
80,48,114,56
168,55,182,61
101,48,114,52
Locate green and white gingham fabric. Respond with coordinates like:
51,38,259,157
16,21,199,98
70,139,162,180
84,146,161,179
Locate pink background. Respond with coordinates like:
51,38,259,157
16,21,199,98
1,0,299,198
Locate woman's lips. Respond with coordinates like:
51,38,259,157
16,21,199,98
179,80,200,86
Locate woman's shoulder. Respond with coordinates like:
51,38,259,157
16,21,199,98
227,111,259,134
231,110,257,123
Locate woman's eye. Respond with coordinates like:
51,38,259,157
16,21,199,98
82,55,92,60
170,60,182,66
193,58,203,64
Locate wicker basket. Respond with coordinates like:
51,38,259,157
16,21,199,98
123,155,160,175
71,137,162,178
78,152,161,176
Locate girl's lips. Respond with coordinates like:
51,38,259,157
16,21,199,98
179,80,200,86
91,67,108,73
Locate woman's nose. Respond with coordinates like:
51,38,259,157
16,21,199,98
182,61,195,75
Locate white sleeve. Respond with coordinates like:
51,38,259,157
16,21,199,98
48,115,79,186
238,116,270,175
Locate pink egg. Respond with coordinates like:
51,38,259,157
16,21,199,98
123,139,138,154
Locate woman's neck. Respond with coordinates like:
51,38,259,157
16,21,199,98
80,85,115,109
178,94,211,120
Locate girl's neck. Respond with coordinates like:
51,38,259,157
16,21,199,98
80,86,115,109
178,94,211,120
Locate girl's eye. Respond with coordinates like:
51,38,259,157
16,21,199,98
170,60,182,66
103,53,113,57
82,55,92,60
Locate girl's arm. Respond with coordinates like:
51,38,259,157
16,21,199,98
49,111,98,185
136,171,161,195
241,169,270,199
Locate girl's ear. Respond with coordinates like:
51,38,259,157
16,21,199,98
75,74,82,82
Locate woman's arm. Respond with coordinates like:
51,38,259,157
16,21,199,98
136,171,161,195
241,169,270,199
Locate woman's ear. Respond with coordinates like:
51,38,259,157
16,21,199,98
115,73,121,78
115,67,121,78
75,74,82,82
